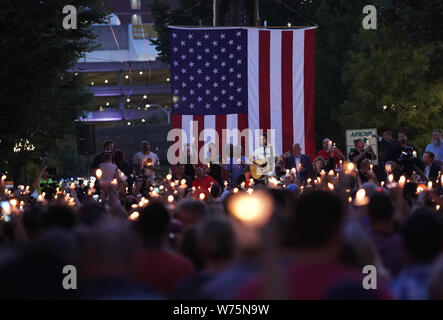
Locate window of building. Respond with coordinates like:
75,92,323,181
131,14,142,25
130,0,141,10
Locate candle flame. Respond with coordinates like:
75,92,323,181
129,211,139,221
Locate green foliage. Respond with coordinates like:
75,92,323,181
0,0,108,183
150,0,213,62
340,0,443,154
150,0,443,155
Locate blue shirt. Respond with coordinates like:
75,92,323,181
425,143,443,161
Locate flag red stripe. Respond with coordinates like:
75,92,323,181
237,113,248,157
259,30,271,131
304,29,316,160
281,31,294,154
215,114,226,159
171,114,182,160
194,115,204,165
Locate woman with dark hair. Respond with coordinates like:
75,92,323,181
114,150,134,193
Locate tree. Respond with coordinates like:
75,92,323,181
150,0,213,63
0,0,108,183
340,0,443,154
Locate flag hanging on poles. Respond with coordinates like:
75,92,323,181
168,26,316,161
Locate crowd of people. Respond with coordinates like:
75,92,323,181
0,128,442,299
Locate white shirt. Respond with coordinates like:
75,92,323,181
99,162,118,184
424,165,431,178
133,151,159,176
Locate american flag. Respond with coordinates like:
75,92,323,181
169,26,316,160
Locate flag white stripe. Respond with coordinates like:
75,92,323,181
181,115,193,147
292,30,305,152
270,31,283,155
247,29,260,156
203,115,216,160
226,114,238,147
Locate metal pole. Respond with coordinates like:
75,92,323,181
213,0,218,26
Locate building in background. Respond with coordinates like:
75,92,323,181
72,0,177,160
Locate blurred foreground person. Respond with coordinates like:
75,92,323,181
238,191,390,299
392,209,443,299
133,202,195,297
171,217,236,299
78,221,159,299
367,193,405,277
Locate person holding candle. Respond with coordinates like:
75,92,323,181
348,139,377,169
415,151,440,182
311,156,327,179
285,143,313,182
172,164,192,188
133,141,159,178
192,167,217,196
316,138,345,171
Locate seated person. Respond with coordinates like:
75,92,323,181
348,139,376,169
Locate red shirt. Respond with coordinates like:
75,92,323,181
192,174,217,194
316,148,344,168
135,249,195,296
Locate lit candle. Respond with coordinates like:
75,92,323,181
111,179,118,185
168,195,174,203
347,162,355,173
228,191,273,227
416,185,425,194
233,188,239,193
199,193,206,200
328,170,334,176
9,199,17,207
96,169,102,179
353,189,369,206
388,174,394,183
399,175,406,186
327,183,335,190
370,163,374,171
291,167,296,175
166,174,172,181
241,181,245,189
129,211,139,221
427,181,433,190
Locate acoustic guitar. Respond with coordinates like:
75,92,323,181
250,151,291,180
